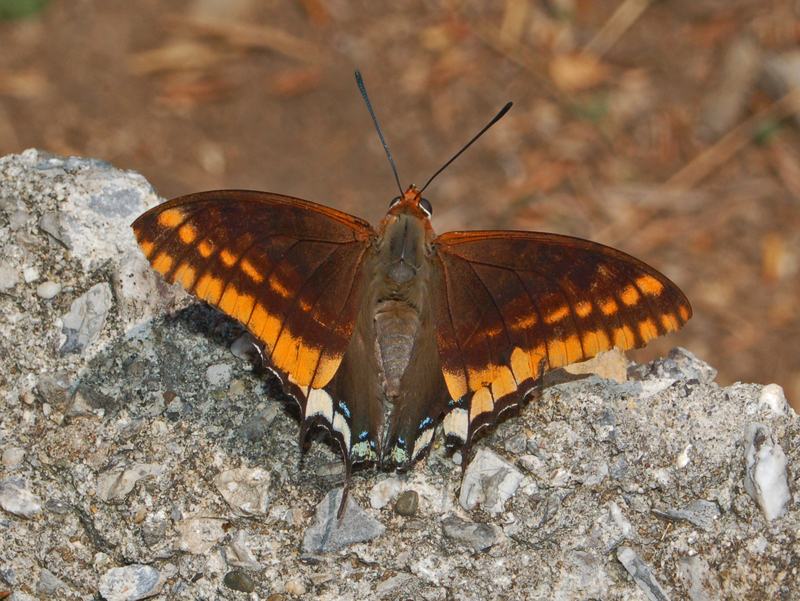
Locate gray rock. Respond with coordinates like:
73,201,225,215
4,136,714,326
61,282,112,354
36,371,73,407
225,531,261,570
617,546,671,601
0,260,20,292
38,212,69,247
98,565,166,601
459,447,523,513
1,447,25,470
213,466,271,515
441,515,496,551
97,463,164,502
677,556,723,601
237,405,278,441
302,488,385,554
369,476,402,509
652,500,720,532
0,476,42,518
35,568,69,596
592,408,617,442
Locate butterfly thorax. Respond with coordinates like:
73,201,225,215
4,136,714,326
371,210,432,400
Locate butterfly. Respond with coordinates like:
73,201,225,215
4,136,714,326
132,78,691,508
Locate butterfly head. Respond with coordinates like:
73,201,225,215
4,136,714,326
387,185,433,220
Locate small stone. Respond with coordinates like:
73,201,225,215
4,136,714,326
0,260,20,292
206,363,233,386
459,447,523,513
23,265,39,283
61,283,113,354
652,500,720,532
395,490,419,516
238,406,278,441
223,570,255,593
2,447,25,470
45,498,72,514
441,515,496,551
285,579,307,596
0,476,42,518
592,409,617,442
617,546,671,601
9,208,30,230
743,423,791,521
369,476,402,509
96,463,164,502
37,371,72,407
504,432,528,455
36,280,61,299
676,556,723,600
225,531,261,570
213,466,271,515
98,565,166,601
231,334,263,363
35,568,69,596
758,384,788,416
301,488,385,554
176,516,226,554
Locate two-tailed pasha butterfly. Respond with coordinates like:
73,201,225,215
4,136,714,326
133,73,691,511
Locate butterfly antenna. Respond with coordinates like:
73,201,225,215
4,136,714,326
419,102,513,194
355,70,404,196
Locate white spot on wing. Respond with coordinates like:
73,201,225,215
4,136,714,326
305,388,333,423
333,412,351,451
412,428,434,460
443,408,469,443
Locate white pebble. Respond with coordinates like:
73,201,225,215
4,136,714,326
36,281,62,299
2,447,25,470
369,476,402,509
285,579,307,596
206,363,233,386
743,423,791,521
23,266,40,283
758,384,788,416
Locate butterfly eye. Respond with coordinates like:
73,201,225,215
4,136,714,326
390,196,402,207
419,197,433,216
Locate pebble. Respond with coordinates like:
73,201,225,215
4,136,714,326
0,476,42,519
459,447,523,513
175,517,226,554
0,260,20,292
441,516,496,551
35,569,69,596
98,565,166,601
1,447,25,470
36,280,61,299
225,531,261,570
395,490,419,516
223,570,255,593
758,384,788,416
369,476,402,509
36,371,72,407
652,500,720,532
96,463,164,502
617,546,671,601
677,556,723,600
60,282,112,354
213,466,271,515
301,488,385,554
206,363,233,387
22,266,39,283
285,579,307,596
503,432,528,455
743,423,791,521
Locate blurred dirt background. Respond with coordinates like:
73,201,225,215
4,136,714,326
1,0,799,410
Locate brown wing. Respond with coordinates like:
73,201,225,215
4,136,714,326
432,230,692,449
132,190,375,400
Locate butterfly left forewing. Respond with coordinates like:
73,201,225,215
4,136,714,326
132,190,377,456
432,230,692,450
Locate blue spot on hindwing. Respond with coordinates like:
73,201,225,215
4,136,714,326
420,417,434,430
337,401,351,419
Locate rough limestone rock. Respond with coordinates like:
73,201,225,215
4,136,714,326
0,150,798,600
